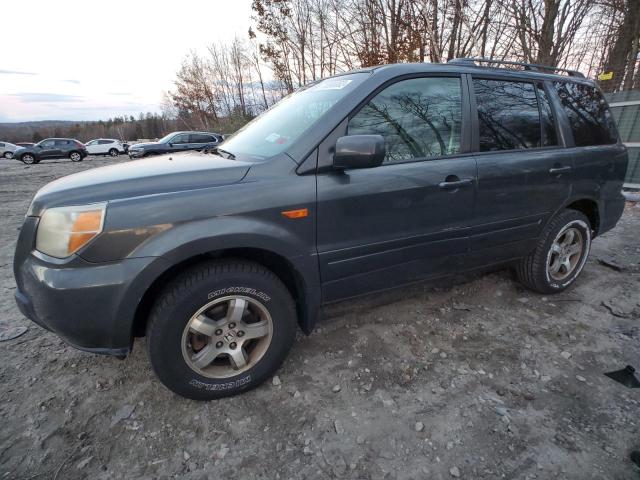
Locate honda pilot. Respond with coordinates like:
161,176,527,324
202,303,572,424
13,59,627,400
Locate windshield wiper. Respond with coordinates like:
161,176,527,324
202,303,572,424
209,147,236,160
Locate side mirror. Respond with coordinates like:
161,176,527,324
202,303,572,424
333,135,385,170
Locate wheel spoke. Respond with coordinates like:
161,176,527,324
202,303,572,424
226,298,247,324
561,257,572,273
240,320,270,340
561,229,575,246
189,314,217,337
229,347,249,369
551,243,562,254
192,344,220,369
567,243,581,256
549,257,562,274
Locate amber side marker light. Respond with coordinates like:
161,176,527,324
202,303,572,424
281,208,309,219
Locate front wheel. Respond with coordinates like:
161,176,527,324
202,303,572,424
516,210,592,293
146,259,297,400
69,151,82,162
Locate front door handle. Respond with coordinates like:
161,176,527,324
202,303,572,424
549,166,572,175
438,177,474,190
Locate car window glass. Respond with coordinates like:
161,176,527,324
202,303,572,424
348,76,462,163
171,134,190,144
55,140,68,146
98,140,112,145
473,79,540,151
553,82,617,146
190,134,213,143
41,140,55,148
536,84,558,147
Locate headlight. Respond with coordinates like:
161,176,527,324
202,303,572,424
36,203,106,258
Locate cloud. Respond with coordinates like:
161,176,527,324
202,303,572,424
10,93,85,103
0,69,37,75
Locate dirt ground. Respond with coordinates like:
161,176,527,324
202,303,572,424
1,155,639,480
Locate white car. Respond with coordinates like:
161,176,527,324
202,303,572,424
0,141,18,159
85,139,126,157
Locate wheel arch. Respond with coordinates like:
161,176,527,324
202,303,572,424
564,198,600,236
130,247,319,343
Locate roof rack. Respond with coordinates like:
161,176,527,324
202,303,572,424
447,57,584,78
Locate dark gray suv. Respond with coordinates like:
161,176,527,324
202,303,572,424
13,59,628,400
13,138,89,164
128,131,222,158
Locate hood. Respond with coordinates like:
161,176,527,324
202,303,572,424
129,142,158,149
29,151,252,216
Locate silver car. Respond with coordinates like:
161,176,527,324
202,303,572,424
0,141,18,159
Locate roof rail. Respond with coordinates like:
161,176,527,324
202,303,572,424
447,57,584,78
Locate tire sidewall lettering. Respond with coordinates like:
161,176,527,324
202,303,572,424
189,375,252,391
208,286,271,303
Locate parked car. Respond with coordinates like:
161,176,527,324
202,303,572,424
0,141,19,159
13,138,88,164
85,138,126,157
127,131,222,158
14,59,627,400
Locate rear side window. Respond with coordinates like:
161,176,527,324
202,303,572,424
553,82,617,146
191,134,214,143
55,140,70,146
348,76,462,163
98,140,113,145
473,79,540,151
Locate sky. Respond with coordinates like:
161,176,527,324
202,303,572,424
0,0,254,122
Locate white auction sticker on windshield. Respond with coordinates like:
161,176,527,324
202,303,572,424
313,79,352,91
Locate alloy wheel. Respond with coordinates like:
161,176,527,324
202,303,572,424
181,296,273,378
547,226,584,281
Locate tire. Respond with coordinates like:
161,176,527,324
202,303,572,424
3,152,12,159
108,148,119,157
69,151,82,162
21,154,36,165
146,259,297,400
516,210,592,294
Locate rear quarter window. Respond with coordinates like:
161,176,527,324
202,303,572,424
553,82,618,146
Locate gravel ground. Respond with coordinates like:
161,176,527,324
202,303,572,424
1,155,639,480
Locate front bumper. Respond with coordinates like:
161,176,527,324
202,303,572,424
14,252,158,356
13,217,162,357
128,150,145,158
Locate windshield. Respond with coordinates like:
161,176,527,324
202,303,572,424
222,73,370,160
157,133,176,143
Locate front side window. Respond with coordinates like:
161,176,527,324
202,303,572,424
348,77,462,163
474,79,541,151
553,82,617,146
40,140,55,148
171,134,190,144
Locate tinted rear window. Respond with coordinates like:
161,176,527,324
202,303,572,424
473,79,541,151
553,82,618,146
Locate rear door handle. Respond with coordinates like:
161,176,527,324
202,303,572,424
438,178,474,189
549,166,572,175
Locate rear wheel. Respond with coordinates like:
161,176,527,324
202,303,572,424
146,259,297,400
516,210,591,293
69,151,82,162
108,148,119,157
3,152,12,159
21,154,36,165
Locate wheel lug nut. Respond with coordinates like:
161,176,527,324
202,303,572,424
229,342,237,349
237,331,245,337
215,341,223,348
215,329,223,336
228,323,236,329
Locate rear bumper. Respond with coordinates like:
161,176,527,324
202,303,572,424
14,251,159,357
